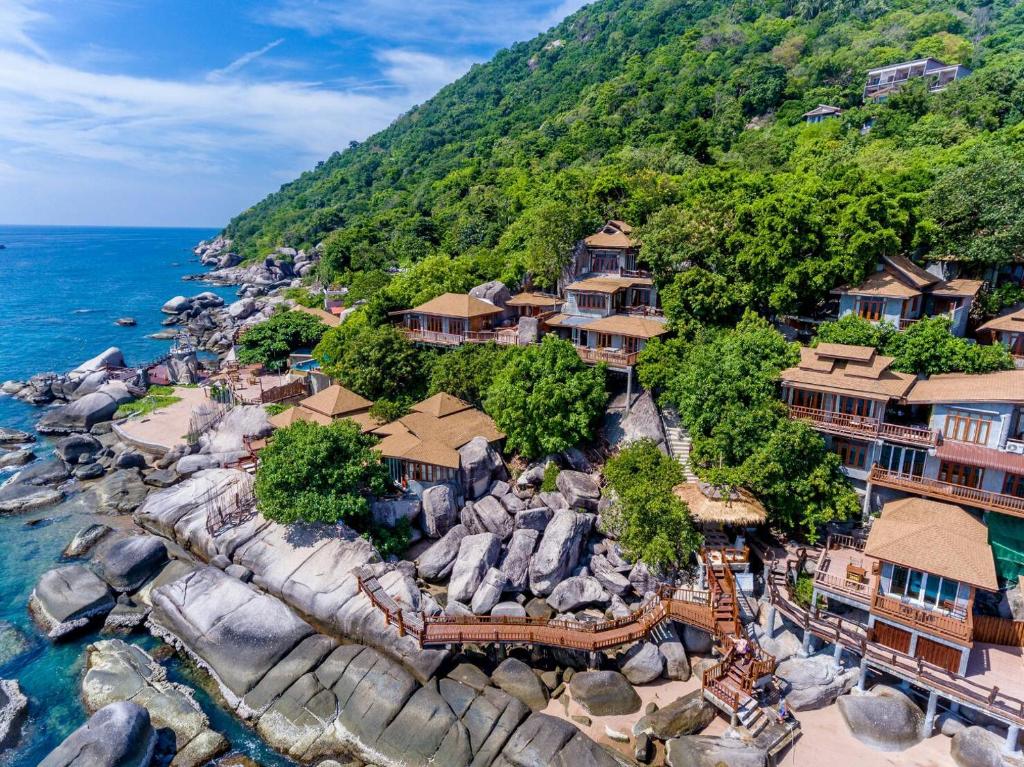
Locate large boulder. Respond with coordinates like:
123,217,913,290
0,481,64,513
464,495,514,540
619,641,664,685
589,554,632,597
666,734,767,767
448,533,501,604
70,347,125,377
37,383,133,434
620,392,666,447
838,685,924,752
459,437,503,500
469,280,511,308
634,689,715,741
654,622,691,681
227,299,256,320
500,528,540,593
0,427,33,444
528,511,593,596
0,679,27,752
92,535,168,592
371,496,421,529
55,433,103,464
149,567,315,706
91,469,149,514
200,405,272,455
498,713,625,767
30,565,115,639
775,653,858,711
556,470,601,511
470,568,506,615
421,484,459,538
162,296,192,314
569,671,641,716
547,576,609,612
682,624,713,654
0,449,34,470
417,524,469,582
951,726,1013,767
492,657,549,712
82,639,227,766
39,701,156,767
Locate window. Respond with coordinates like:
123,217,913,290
908,569,924,600
623,336,639,354
591,254,619,273
791,389,823,409
630,288,652,307
575,292,606,310
837,396,872,417
448,319,465,336
878,444,926,477
938,461,984,488
833,438,868,469
890,564,908,595
596,333,613,349
856,297,885,321
944,409,993,444
426,316,443,333
1004,473,1024,498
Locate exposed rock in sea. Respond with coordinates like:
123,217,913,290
63,523,114,558
30,564,115,640
38,701,157,767
0,427,34,444
0,449,34,469
82,639,228,766
92,534,168,592
0,679,27,753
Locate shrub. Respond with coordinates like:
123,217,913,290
115,385,180,419
540,463,560,493
238,310,328,371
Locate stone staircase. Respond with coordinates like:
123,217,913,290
662,408,698,482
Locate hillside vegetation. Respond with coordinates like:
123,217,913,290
225,0,1024,319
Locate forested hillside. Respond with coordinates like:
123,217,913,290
224,0,1024,318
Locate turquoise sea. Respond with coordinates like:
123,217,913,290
0,227,295,765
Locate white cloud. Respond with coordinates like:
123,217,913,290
207,38,286,82
0,0,49,58
374,49,475,100
265,0,589,46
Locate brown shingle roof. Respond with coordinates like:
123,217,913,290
978,307,1024,334
803,104,843,118
781,346,916,400
906,370,1024,404
412,392,473,419
832,268,922,299
411,293,505,319
268,406,334,429
505,292,564,308
300,384,373,418
291,304,341,327
932,278,983,298
582,315,669,340
584,221,636,249
865,497,997,590
566,275,653,294
885,254,940,289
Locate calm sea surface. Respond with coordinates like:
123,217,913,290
0,226,296,765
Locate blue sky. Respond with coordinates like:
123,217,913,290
0,0,586,227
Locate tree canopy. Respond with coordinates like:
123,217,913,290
485,336,607,459
428,342,517,408
237,310,328,371
254,420,392,526
314,320,431,402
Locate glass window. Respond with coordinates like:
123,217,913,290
944,410,993,444
923,574,941,607
1004,473,1024,498
856,298,885,321
833,438,868,469
908,570,924,600
939,579,959,611
890,565,908,596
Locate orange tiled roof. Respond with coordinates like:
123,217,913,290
781,345,916,400
411,293,505,319
581,315,668,340
299,384,373,418
906,370,1024,404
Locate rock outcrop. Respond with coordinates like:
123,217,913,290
0,679,27,753
775,653,858,711
30,564,115,639
569,671,641,716
39,701,157,767
529,511,593,596
838,685,924,751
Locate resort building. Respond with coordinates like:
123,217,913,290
675,482,766,586
268,383,378,432
504,291,563,319
863,57,971,101
572,220,644,277
371,393,504,497
832,255,981,337
780,343,925,485
393,292,507,347
812,497,997,675
802,104,842,123
978,306,1024,365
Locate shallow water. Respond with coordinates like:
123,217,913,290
0,227,296,765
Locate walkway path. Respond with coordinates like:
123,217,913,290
662,408,697,482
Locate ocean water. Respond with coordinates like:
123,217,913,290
0,227,296,765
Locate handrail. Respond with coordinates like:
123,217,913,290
869,466,1024,517
871,591,972,644
576,346,639,367
787,405,936,447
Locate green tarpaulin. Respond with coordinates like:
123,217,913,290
988,512,1024,582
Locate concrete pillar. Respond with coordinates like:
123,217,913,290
1005,725,1021,757
766,605,777,640
856,658,869,692
801,628,813,656
922,691,938,738
832,640,843,668
862,482,873,521
625,368,633,411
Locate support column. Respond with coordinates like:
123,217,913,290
921,691,938,738
766,605,777,640
626,368,633,411
862,482,873,521
801,627,813,656
832,640,843,668
856,658,869,691
1004,725,1021,757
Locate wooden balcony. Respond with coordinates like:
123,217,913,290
869,465,1024,518
813,536,873,606
576,346,638,367
871,590,973,645
787,405,937,447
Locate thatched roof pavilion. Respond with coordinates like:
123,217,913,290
674,482,767,526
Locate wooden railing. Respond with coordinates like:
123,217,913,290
827,533,867,552
974,615,1024,647
401,328,474,346
575,346,639,367
257,378,308,404
787,405,936,447
869,466,1024,518
871,591,973,645
762,545,1024,728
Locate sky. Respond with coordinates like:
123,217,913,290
0,0,587,227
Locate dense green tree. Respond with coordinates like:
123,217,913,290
254,420,391,525
813,314,895,349
428,343,517,407
315,323,430,401
237,310,328,371
603,439,703,572
661,268,744,328
485,336,607,458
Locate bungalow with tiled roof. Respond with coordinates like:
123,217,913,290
978,306,1024,362
371,393,504,496
832,255,981,336
392,292,507,347
268,383,378,432
803,104,842,123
